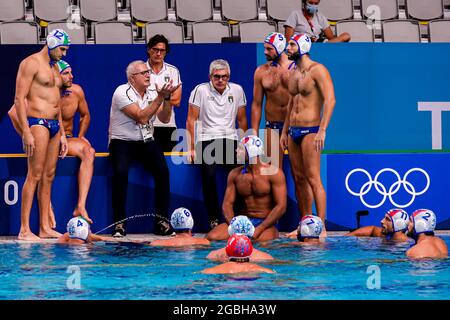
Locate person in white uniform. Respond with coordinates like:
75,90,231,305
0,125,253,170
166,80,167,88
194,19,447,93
146,34,182,152
186,59,248,230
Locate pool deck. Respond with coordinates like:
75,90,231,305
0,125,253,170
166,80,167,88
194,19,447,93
1,231,450,244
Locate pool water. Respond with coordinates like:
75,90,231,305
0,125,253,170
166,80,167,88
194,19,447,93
0,236,449,300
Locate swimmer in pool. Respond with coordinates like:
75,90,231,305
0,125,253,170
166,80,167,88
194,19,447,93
57,217,114,245
206,215,274,261
207,135,287,242
201,234,275,274
344,209,410,242
150,208,210,247
14,29,71,241
406,209,448,259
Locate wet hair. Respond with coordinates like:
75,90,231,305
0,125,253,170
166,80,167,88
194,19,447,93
229,257,250,263
147,34,170,56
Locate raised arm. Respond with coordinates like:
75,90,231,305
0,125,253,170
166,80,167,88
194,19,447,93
345,226,379,237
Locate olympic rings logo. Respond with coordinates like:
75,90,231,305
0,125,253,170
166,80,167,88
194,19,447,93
345,168,430,209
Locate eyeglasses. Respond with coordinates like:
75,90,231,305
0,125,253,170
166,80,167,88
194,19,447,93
212,74,229,81
132,69,151,76
150,48,167,54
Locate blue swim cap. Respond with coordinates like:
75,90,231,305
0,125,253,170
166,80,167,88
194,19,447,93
228,215,255,237
170,207,194,231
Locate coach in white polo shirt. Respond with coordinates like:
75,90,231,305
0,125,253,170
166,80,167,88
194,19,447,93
146,34,182,152
186,59,248,231
108,60,180,237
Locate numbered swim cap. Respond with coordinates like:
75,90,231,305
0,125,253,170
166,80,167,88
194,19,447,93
226,234,253,259
387,209,409,233
240,135,264,159
67,217,90,241
47,29,71,50
170,207,194,231
228,215,255,237
264,32,286,56
290,33,311,56
411,209,436,235
297,215,323,240
56,60,71,73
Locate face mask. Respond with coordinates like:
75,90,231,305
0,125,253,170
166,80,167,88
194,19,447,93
306,3,318,14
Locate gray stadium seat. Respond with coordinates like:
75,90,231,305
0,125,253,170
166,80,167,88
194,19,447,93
48,21,87,44
176,0,213,21
0,22,38,44
406,0,444,21
319,0,353,21
34,0,71,22
240,20,277,43
0,0,25,22
192,21,230,43
429,19,450,42
94,22,133,44
80,0,117,22
382,20,420,42
130,0,168,22
266,0,302,21
361,0,399,20
221,0,259,21
336,20,374,42
146,21,184,43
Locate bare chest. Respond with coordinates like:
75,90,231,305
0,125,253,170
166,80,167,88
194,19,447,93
235,174,271,197
34,66,62,89
60,94,79,120
288,69,315,96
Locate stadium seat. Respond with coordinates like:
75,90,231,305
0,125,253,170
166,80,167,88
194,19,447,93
146,21,184,43
240,20,277,43
176,0,213,21
429,19,450,42
130,0,168,22
319,0,354,21
266,0,302,22
34,0,71,22
382,20,420,42
0,22,38,44
48,21,87,44
336,20,374,42
94,22,133,44
0,0,25,22
192,21,230,43
361,0,399,21
406,0,444,21
80,0,118,22
221,0,259,21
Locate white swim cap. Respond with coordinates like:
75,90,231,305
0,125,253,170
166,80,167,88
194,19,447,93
264,32,286,56
228,215,255,237
240,135,264,160
67,217,90,242
47,29,71,50
170,207,194,231
290,33,311,56
297,215,323,239
386,209,409,233
411,209,437,235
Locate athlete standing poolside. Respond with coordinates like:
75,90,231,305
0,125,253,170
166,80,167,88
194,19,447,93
14,29,71,241
280,33,336,237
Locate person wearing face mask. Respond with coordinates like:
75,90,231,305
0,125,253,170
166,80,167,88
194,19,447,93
284,0,351,43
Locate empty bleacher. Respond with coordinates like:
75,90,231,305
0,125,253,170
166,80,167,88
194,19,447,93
0,0,449,44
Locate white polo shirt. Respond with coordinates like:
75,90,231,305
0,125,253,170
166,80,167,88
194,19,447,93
146,60,181,128
188,82,246,142
108,83,157,142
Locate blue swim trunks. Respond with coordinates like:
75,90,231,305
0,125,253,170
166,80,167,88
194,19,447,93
28,117,60,138
265,120,284,131
249,218,264,228
288,126,320,145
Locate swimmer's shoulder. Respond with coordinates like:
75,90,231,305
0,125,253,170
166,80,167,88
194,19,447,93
70,84,85,98
18,54,41,74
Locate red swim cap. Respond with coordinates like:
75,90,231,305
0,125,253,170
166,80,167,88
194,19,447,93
225,234,253,258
